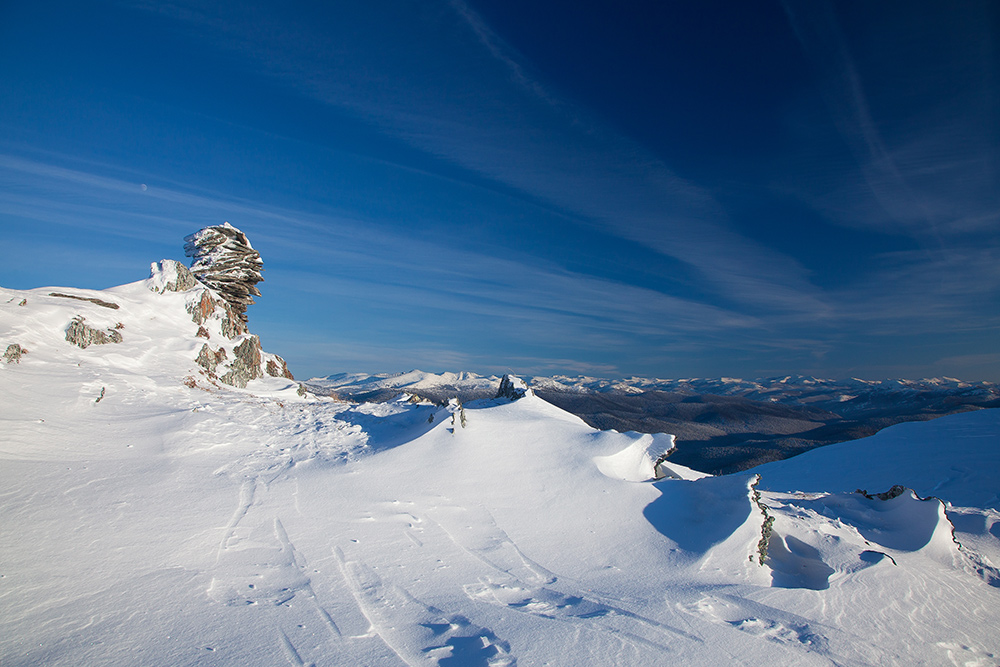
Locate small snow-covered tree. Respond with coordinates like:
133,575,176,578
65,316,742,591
184,222,263,323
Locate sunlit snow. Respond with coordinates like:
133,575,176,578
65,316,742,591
1,265,998,666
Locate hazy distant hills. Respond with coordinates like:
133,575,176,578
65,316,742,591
309,372,1000,473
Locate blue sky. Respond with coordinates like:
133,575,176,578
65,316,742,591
1,0,997,381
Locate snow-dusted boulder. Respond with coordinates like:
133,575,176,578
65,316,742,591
64,316,123,349
3,343,26,363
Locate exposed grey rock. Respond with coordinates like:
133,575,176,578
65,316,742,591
3,343,26,364
750,475,773,566
148,260,199,292
18,299,26,306
186,290,216,326
185,289,246,339
447,397,467,430
265,355,294,380
651,443,679,480
65,316,123,349
856,485,908,501
184,222,263,324
48,293,119,310
220,309,244,339
219,336,263,388
196,344,228,375
496,374,532,401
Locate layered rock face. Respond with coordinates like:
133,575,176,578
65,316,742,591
145,260,293,388
184,222,263,324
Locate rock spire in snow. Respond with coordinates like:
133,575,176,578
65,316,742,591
184,222,263,323
496,374,532,400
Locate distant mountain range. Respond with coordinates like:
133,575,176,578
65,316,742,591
308,371,1000,473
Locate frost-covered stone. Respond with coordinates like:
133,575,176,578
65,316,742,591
185,289,246,339
65,316,123,349
219,335,263,388
265,355,294,380
496,374,532,400
856,485,909,501
3,343,26,364
147,260,199,293
196,344,228,375
184,222,263,324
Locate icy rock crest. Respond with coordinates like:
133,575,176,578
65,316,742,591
184,222,263,324
147,259,292,387
496,374,532,400
147,259,199,293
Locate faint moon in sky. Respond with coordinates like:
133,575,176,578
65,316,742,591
140,183,147,191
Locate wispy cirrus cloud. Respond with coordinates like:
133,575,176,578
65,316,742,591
0,151,764,358
120,0,830,319
780,0,999,239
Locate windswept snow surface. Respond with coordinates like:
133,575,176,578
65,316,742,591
2,275,1000,666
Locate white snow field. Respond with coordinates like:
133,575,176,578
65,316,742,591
2,264,999,666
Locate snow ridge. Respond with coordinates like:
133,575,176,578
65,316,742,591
1,267,999,666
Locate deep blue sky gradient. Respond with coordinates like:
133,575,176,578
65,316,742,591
1,0,997,380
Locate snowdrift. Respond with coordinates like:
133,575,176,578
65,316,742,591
2,266,999,666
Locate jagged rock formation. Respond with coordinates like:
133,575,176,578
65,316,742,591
184,223,263,323
220,336,263,388
496,374,532,401
147,260,199,293
3,343,26,364
856,485,908,501
266,357,294,379
196,344,228,374
145,260,292,387
184,289,245,339
65,316,123,349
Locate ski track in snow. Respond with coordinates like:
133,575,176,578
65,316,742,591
335,546,516,666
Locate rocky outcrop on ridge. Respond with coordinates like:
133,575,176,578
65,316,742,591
266,356,294,380
65,316,123,349
48,293,120,309
184,223,263,324
3,343,26,364
496,374,532,401
219,336,264,388
196,344,228,375
144,261,294,388
147,259,199,294
185,289,245,339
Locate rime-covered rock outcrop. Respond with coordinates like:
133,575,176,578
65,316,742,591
144,261,293,387
65,316,123,349
3,343,26,364
184,222,263,324
147,259,199,293
496,374,532,400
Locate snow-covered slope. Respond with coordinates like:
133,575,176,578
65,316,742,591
2,268,999,666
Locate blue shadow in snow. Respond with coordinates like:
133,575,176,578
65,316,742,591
642,474,756,553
